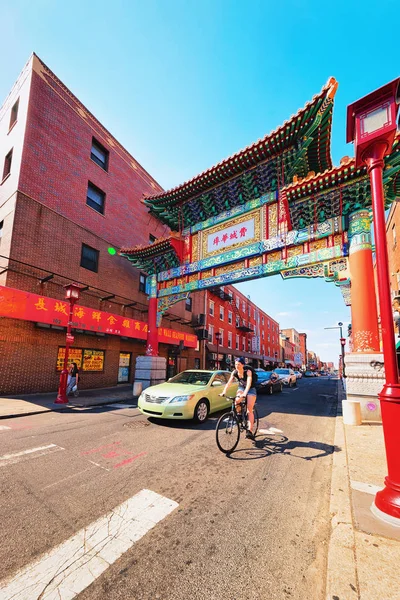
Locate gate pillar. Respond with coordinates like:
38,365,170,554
345,209,384,422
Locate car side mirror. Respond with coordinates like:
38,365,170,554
212,380,222,386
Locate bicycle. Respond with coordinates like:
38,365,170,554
216,394,259,454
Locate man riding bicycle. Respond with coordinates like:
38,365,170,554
220,357,257,440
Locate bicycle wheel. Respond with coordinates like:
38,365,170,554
216,412,240,454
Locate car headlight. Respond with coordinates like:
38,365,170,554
139,391,145,402
167,394,194,404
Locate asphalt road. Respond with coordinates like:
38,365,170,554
0,377,338,600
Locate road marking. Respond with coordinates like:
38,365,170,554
350,480,383,495
0,489,178,600
0,425,11,431
0,444,64,467
114,452,146,469
259,427,284,435
81,441,121,456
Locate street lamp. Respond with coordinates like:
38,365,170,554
55,283,81,404
347,78,400,525
324,322,346,378
215,331,221,370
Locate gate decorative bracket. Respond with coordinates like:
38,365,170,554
156,292,190,327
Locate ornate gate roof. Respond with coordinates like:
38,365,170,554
143,78,338,230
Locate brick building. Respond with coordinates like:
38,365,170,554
0,54,198,394
280,328,302,368
299,333,307,369
191,285,281,370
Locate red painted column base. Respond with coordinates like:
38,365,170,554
55,369,69,404
373,383,400,522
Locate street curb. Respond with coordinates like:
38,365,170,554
326,380,359,599
0,398,138,420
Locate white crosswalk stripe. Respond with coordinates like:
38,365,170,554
0,444,64,467
0,489,178,600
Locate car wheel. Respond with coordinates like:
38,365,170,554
194,399,209,423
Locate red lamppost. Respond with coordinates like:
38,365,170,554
55,283,81,404
347,77,400,524
215,331,221,370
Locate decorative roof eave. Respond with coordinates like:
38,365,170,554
119,233,184,262
144,77,338,209
284,133,400,201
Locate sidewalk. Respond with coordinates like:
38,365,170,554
327,381,400,599
0,384,137,419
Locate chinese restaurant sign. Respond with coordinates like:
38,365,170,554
0,286,197,348
56,348,105,372
207,218,255,253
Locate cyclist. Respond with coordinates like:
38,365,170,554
220,357,257,440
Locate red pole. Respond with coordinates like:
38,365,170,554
365,142,400,521
146,296,159,356
55,298,76,404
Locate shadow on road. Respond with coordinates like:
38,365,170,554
226,435,341,461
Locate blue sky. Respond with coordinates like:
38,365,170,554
1,0,398,364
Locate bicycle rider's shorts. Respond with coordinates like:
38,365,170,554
238,386,257,396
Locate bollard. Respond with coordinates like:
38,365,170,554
342,400,362,425
133,381,143,397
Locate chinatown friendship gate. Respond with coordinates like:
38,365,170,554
121,77,400,422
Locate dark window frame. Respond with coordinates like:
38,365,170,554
2,149,13,182
90,137,109,171
185,296,192,312
9,99,19,131
86,181,106,214
80,243,99,272
139,273,147,293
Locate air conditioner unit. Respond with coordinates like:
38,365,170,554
196,329,208,340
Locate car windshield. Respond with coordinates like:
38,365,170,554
275,369,290,375
168,371,213,385
257,372,272,380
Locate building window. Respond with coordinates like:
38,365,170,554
80,244,99,272
268,346,271,355
9,99,19,130
248,305,251,316
262,331,264,340
2,149,13,182
86,182,105,214
185,296,192,311
228,332,232,349
139,273,146,293
262,344,265,354
242,301,245,312
219,329,224,345
242,337,246,351
236,315,240,327
209,325,214,342
393,224,397,247
228,311,232,324
91,138,109,171
209,301,214,316
236,297,240,309
268,320,270,328
236,335,239,350
262,316,264,326
149,234,156,244
220,306,224,321
268,334,270,342
247,339,251,351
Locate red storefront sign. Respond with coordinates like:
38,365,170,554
0,286,197,348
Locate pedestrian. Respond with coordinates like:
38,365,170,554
66,362,79,397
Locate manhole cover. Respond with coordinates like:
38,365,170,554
124,420,152,429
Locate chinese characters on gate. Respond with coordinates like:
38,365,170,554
207,218,255,254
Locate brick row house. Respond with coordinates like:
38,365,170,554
0,54,199,394
191,284,281,371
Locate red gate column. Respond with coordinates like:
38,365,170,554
348,209,380,352
344,208,385,426
146,276,159,356
146,296,159,356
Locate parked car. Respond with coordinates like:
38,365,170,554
138,370,238,423
294,371,302,379
255,370,283,395
273,368,297,387
303,371,314,377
